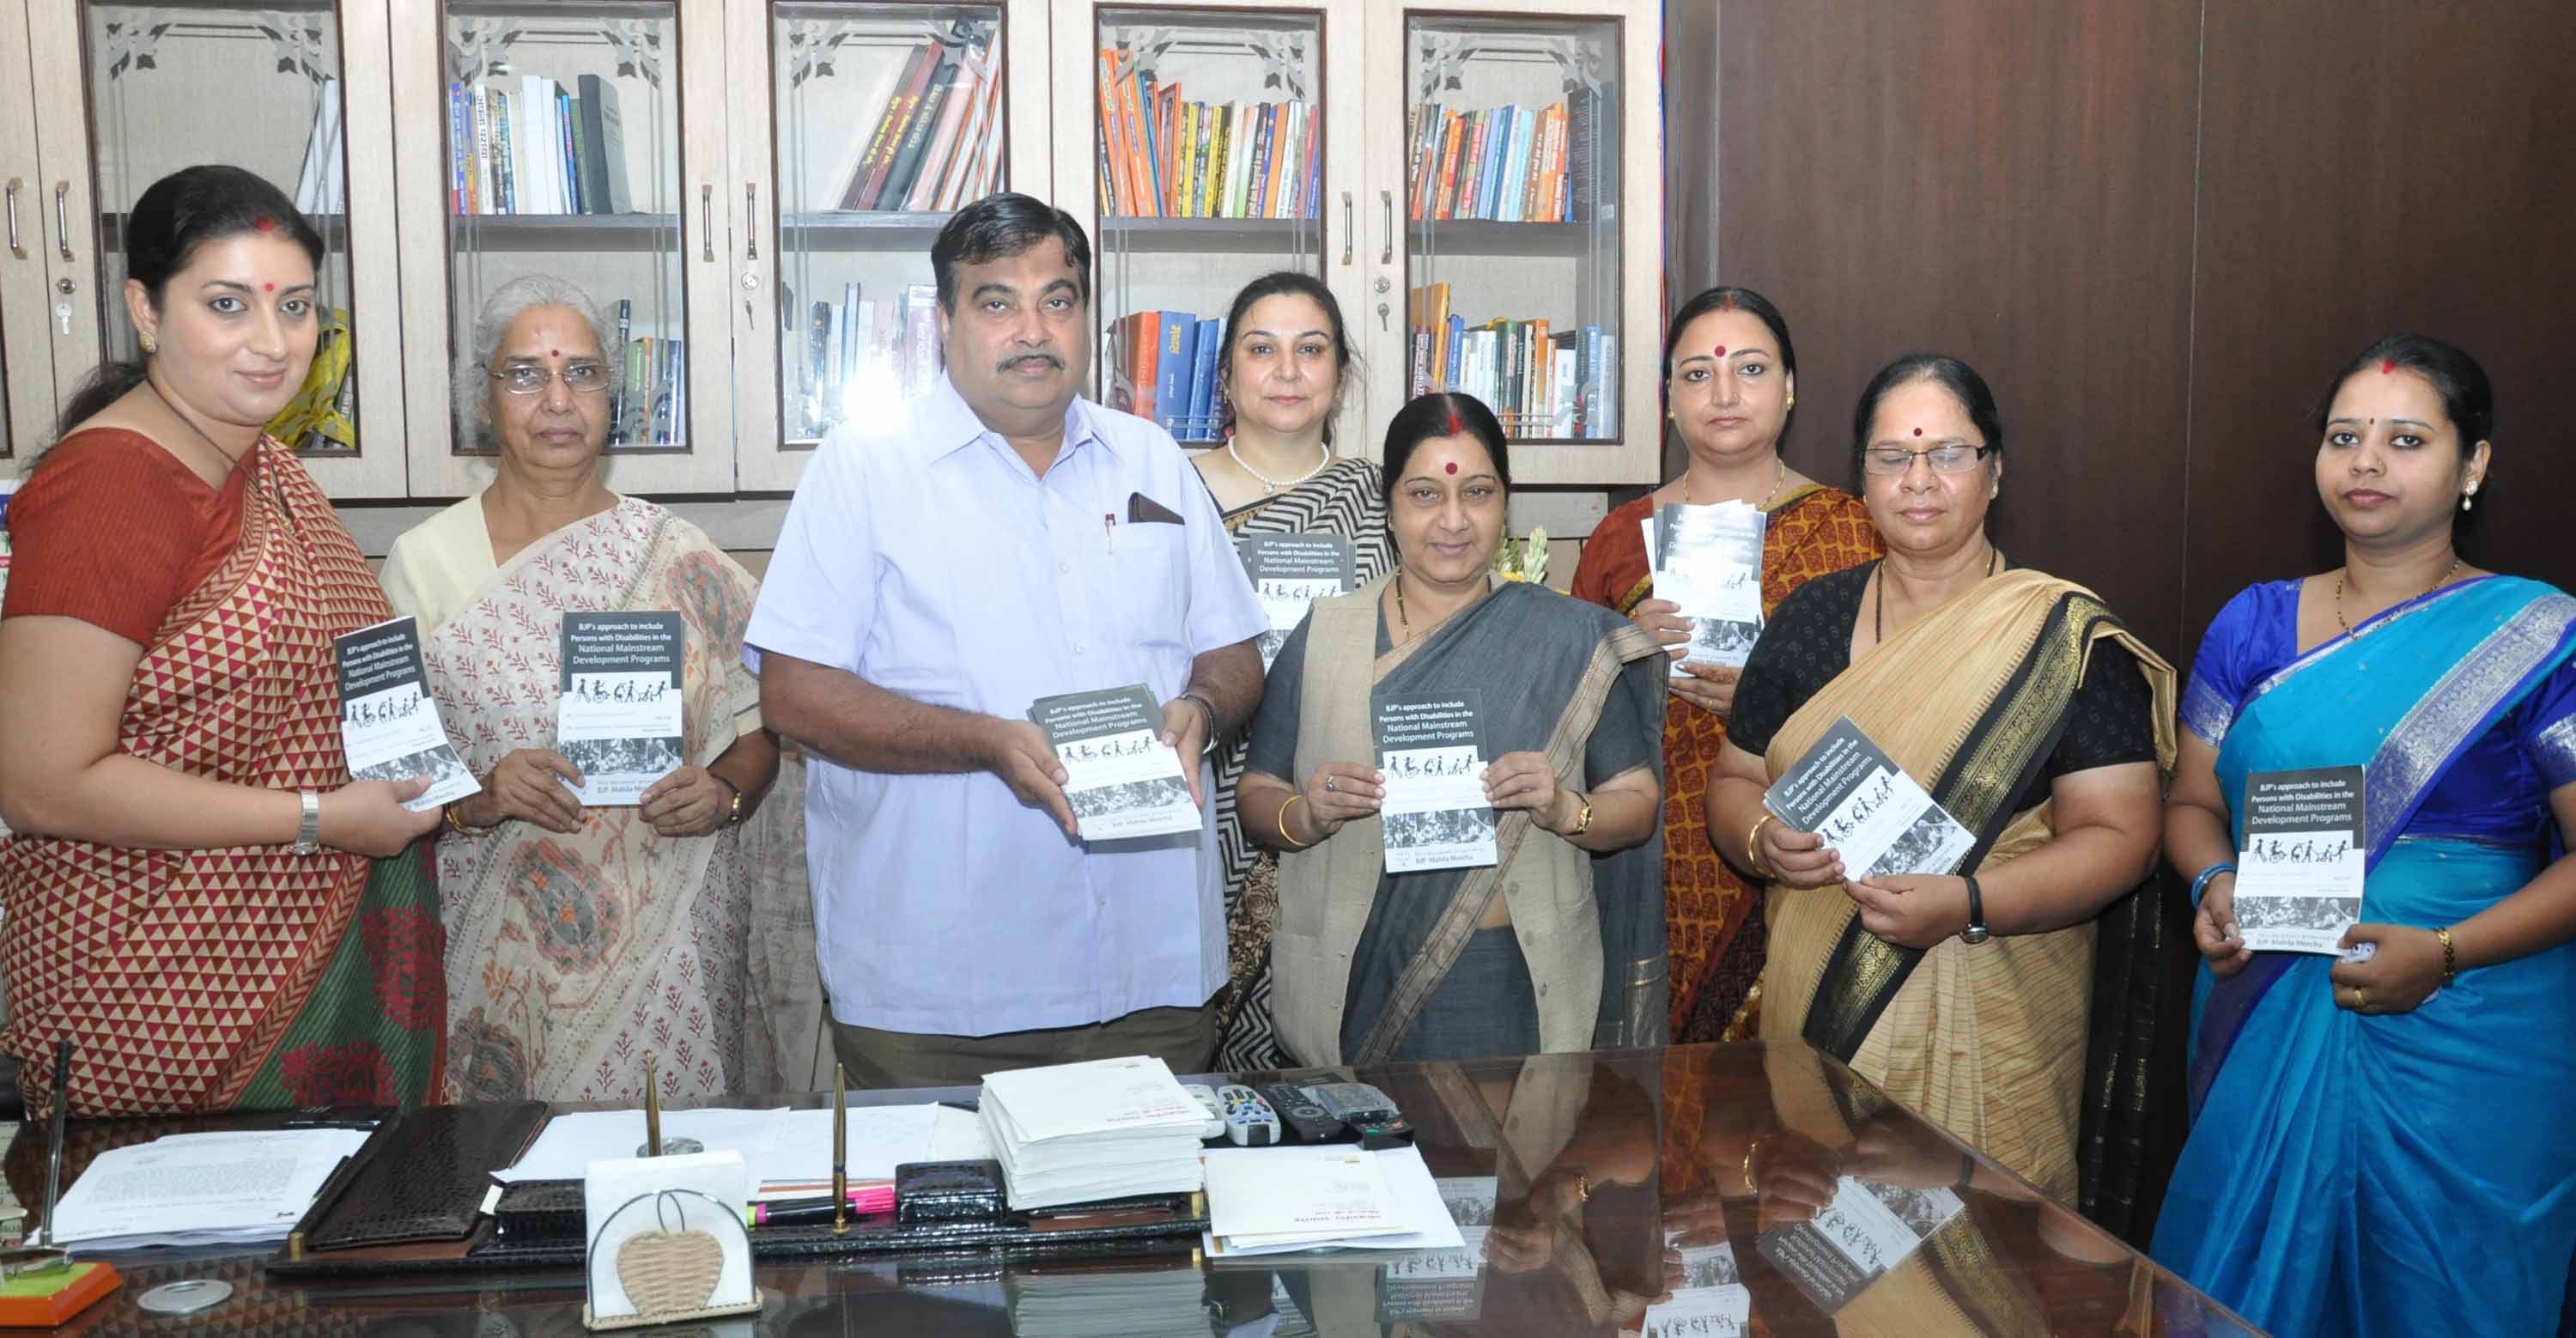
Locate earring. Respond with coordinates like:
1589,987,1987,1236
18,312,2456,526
138,332,157,354
1784,394,1795,411
2463,479,2480,512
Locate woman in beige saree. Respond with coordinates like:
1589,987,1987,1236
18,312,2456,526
1704,356,2172,1204
381,277,813,1102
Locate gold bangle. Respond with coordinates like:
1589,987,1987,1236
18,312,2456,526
1567,792,1595,837
1745,814,1778,878
1741,1134,1770,1195
1277,794,1310,848
441,803,473,836
2434,925,2457,986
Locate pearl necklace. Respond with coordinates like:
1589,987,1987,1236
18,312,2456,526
1226,436,1331,496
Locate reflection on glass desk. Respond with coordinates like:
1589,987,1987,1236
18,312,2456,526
0,1042,2258,1335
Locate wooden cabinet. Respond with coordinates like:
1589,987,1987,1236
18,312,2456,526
1,0,1662,516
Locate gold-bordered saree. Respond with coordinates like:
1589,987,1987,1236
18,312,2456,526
1754,569,2176,1203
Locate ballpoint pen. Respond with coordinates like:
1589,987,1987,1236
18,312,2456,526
1103,512,1115,552
42,1040,70,1249
832,1063,850,1235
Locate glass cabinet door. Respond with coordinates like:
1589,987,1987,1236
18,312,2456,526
393,0,731,496
732,0,1042,491
1056,0,1370,451
1400,12,1616,441
21,0,408,495
0,4,54,462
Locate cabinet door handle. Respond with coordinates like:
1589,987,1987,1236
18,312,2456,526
1340,191,1352,266
5,179,22,259
53,180,74,262
700,184,714,262
1380,190,1394,265
744,182,758,262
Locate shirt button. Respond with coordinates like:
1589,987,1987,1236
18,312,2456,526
1059,561,1072,574
1072,642,1087,654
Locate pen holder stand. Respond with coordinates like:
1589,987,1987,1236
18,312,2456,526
580,1189,762,1331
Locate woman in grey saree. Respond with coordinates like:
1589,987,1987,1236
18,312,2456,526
1238,393,1669,1065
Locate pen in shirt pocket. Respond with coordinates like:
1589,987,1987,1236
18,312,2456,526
1104,512,1115,552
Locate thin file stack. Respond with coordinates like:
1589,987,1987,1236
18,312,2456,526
977,1055,1209,1211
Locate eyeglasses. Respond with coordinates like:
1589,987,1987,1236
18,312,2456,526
491,362,611,395
1861,443,1996,476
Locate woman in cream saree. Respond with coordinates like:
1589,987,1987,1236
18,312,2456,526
1704,356,2172,1204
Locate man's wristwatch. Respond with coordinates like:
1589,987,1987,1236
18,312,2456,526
293,789,323,856
1959,873,1990,945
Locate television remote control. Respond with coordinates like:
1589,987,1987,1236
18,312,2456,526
1180,1083,1226,1140
1216,1085,1281,1147
1255,1081,1349,1144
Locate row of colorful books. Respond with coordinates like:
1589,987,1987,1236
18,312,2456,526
792,282,944,439
447,76,634,216
1096,52,1321,221
1106,311,1230,442
607,299,684,447
1403,93,1605,224
1408,284,1618,440
833,26,1006,212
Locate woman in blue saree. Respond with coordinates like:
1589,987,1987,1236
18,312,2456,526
1237,392,1669,1065
2153,335,2576,1337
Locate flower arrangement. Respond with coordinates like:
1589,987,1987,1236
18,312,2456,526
1492,526,1550,586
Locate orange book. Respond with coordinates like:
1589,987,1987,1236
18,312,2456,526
1097,49,1131,216
1261,102,1288,218
1541,104,1567,222
1132,312,1164,421
1426,282,1453,389
1114,58,1152,218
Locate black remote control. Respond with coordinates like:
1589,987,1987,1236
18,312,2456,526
1255,1081,1348,1144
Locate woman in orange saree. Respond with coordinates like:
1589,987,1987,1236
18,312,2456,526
1572,287,1878,1043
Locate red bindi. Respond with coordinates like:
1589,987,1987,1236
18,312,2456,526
252,215,277,233
550,349,560,357
1444,461,1458,475
1913,428,1923,436
262,283,274,292
2379,358,2398,374
1711,344,1726,358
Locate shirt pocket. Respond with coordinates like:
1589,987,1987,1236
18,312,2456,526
1107,522,1191,659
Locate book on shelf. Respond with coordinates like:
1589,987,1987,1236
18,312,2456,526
1106,311,1227,443
1408,101,1576,223
835,21,1002,213
1406,290,1613,439
791,283,947,439
447,75,634,216
1095,52,1318,222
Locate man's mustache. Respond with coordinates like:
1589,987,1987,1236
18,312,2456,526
998,352,1065,372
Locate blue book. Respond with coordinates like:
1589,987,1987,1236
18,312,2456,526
1183,317,1224,441
1497,106,1529,222
1156,313,1196,436
557,89,582,214
1443,313,1465,391
1136,73,1163,216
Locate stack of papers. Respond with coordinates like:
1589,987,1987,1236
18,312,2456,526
492,1104,939,1199
1004,1267,1212,1337
46,1127,374,1250
1644,1228,1751,1337
1201,1145,1465,1258
979,1056,1209,1211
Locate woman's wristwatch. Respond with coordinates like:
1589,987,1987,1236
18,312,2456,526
1959,873,1990,945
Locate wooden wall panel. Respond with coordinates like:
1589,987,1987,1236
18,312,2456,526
1705,0,2202,656
2181,0,2576,652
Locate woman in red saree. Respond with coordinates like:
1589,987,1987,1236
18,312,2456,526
1571,287,1879,1043
0,167,443,1115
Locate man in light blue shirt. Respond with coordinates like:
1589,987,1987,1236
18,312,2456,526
746,194,1269,1088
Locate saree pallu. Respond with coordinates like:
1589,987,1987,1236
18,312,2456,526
2152,576,2576,1338
1756,571,2176,1204
1574,484,1880,1044
0,441,441,1115
1268,579,1668,1066
1210,458,1393,1072
421,500,785,1103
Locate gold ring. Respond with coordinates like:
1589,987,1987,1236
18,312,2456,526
2353,987,2368,1010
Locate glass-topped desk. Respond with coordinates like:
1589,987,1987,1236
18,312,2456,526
1,1041,2256,1335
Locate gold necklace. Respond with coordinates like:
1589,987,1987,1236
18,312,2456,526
2336,556,2463,635
1682,455,1789,510
1394,572,1413,639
